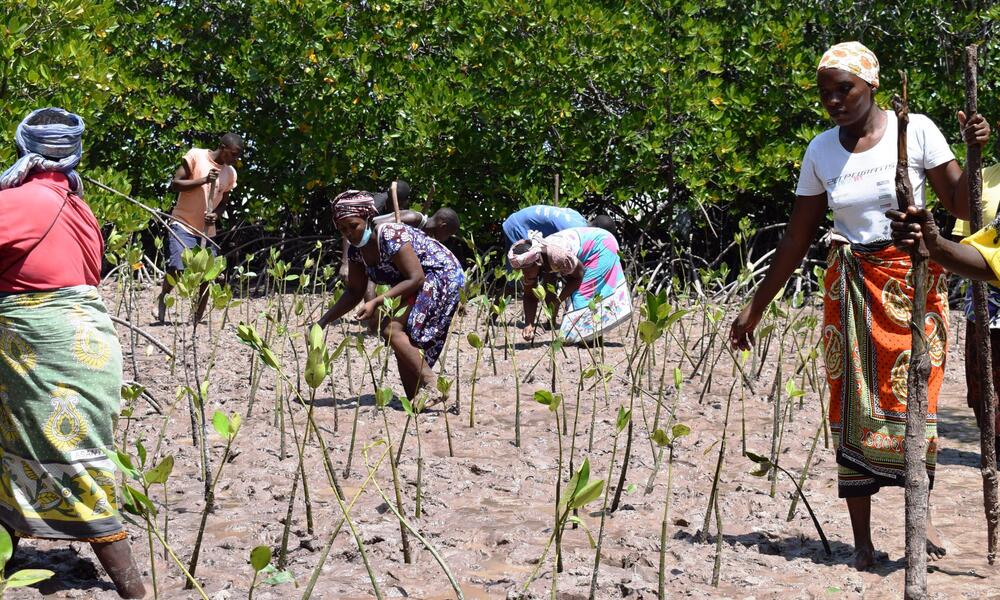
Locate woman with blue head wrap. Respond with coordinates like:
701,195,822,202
0,107,85,193
0,107,146,597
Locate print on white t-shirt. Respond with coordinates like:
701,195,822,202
795,110,954,245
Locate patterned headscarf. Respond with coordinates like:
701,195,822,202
0,107,85,193
331,190,378,222
508,231,545,269
508,230,581,275
818,42,880,88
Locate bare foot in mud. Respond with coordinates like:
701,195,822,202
926,520,948,560
852,545,886,571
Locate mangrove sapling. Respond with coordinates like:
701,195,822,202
747,452,831,556
376,386,413,563
170,248,225,489
521,457,605,594
587,406,632,600
400,392,428,518
248,546,294,600
651,423,691,600
277,324,334,566
494,295,522,446
770,378,806,498
362,442,465,599
612,320,660,512
646,368,683,495
0,528,53,597
301,445,389,600
787,410,825,522
107,446,209,598
467,331,485,427
697,376,739,544
238,323,381,598
107,440,173,599
437,376,456,456
344,334,369,477
534,390,566,576
186,410,242,587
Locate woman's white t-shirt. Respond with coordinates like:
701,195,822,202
795,109,954,245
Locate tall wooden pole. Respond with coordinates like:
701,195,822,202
390,180,401,224
893,72,930,600
963,43,1000,565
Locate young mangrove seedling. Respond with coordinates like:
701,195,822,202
185,410,242,587
588,405,632,600
467,331,485,427
651,423,691,600
437,376,456,457
376,385,413,564
522,456,604,595
247,546,294,600
400,390,428,518
747,452,831,556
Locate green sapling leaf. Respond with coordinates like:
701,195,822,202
4,568,55,588
651,428,670,447
144,455,175,485
400,395,414,417
211,411,230,439
250,545,272,572
533,390,554,406
615,407,632,433
0,527,13,567
570,479,605,508
376,387,394,409
671,423,691,439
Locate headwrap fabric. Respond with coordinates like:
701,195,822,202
544,240,580,275
507,230,581,274
508,231,545,269
0,107,84,193
818,41,880,88
332,190,378,222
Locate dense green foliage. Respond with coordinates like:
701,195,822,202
2,0,999,258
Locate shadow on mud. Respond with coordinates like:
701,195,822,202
7,545,116,595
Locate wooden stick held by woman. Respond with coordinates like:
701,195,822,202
963,43,1000,565
892,72,930,600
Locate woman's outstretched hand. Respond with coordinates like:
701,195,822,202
886,205,939,255
354,300,378,321
729,305,762,351
957,111,991,147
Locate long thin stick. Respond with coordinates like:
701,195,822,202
82,175,221,250
893,72,930,600
202,178,216,250
964,43,999,565
391,181,401,224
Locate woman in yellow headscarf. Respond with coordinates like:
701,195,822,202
729,41,990,570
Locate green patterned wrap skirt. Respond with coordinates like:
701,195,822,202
0,286,125,541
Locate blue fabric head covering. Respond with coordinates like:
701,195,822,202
0,107,85,193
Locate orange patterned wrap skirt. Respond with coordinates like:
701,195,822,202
823,243,948,498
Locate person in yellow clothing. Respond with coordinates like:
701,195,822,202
950,165,1000,450
891,196,1000,453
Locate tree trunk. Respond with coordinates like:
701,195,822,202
893,73,929,600
964,43,999,565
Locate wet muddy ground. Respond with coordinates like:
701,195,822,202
6,286,1000,599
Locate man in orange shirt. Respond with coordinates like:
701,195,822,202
155,133,243,323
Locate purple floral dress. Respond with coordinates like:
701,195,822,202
349,223,466,366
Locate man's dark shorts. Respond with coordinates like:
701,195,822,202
167,222,215,271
